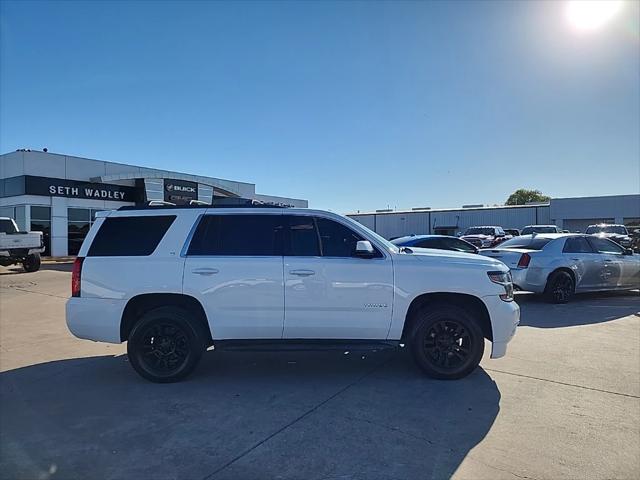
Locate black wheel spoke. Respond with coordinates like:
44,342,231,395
422,319,474,370
135,321,190,375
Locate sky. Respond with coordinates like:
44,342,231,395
1,0,638,213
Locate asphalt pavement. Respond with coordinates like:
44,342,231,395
0,265,638,480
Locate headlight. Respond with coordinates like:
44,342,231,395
488,270,514,302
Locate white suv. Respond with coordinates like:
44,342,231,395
66,206,519,382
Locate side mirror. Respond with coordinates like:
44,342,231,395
355,240,376,258
623,248,634,255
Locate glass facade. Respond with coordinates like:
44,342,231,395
30,206,51,256
67,208,104,255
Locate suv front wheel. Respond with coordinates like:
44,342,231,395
409,305,484,379
127,306,205,383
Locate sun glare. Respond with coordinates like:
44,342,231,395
565,0,624,32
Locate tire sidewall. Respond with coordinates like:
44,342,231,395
23,253,41,272
127,307,204,383
410,305,484,380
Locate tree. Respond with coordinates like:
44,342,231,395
506,189,550,206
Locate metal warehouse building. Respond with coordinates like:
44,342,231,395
347,194,640,240
0,149,307,256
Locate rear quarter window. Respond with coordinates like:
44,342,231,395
87,215,176,256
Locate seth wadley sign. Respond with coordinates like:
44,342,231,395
48,185,127,200
18,175,139,202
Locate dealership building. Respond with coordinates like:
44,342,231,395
0,150,307,256
347,195,640,240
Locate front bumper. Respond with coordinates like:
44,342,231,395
482,294,520,359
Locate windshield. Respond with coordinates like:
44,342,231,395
0,218,19,234
496,235,554,250
464,227,494,235
585,225,627,235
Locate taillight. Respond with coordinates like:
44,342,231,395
72,257,84,297
517,253,531,269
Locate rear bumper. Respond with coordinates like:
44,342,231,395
482,295,520,359
66,297,125,344
510,268,546,294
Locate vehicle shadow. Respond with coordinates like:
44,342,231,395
517,290,639,328
40,263,73,273
0,266,24,276
0,349,500,480
0,263,72,275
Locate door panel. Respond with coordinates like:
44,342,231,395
283,257,394,339
569,254,604,290
601,255,624,288
184,257,284,339
621,254,640,288
562,237,602,290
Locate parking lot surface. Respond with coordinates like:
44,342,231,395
1,265,639,480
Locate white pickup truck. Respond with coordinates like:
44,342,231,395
0,217,44,272
66,206,520,383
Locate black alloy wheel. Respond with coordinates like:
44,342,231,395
423,320,472,369
410,305,484,380
545,271,575,304
127,307,205,383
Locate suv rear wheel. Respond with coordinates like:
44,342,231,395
409,304,484,380
127,306,205,383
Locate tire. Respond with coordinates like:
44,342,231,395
22,253,41,272
409,304,485,380
544,270,575,304
127,306,206,383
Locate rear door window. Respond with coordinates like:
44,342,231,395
187,214,284,256
563,237,593,254
88,215,176,256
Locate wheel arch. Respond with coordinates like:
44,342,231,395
120,293,212,345
545,267,576,290
401,292,493,342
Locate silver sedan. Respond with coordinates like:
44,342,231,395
479,234,640,303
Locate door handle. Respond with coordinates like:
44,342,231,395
192,268,219,275
289,269,315,277
571,258,580,261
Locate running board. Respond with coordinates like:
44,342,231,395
214,339,401,352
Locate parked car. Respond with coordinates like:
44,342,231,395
504,229,520,237
66,206,519,383
391,234,478,253
479,234,639,303
0,217,44,272
585,224,633,249
632,229,640,253
520,225,561,235
460,226,509,249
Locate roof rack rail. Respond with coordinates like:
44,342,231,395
117,198,291,211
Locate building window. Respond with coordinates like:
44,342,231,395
68,208,104,256
30,206,51,256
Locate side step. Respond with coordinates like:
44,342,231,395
214,339,401,352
